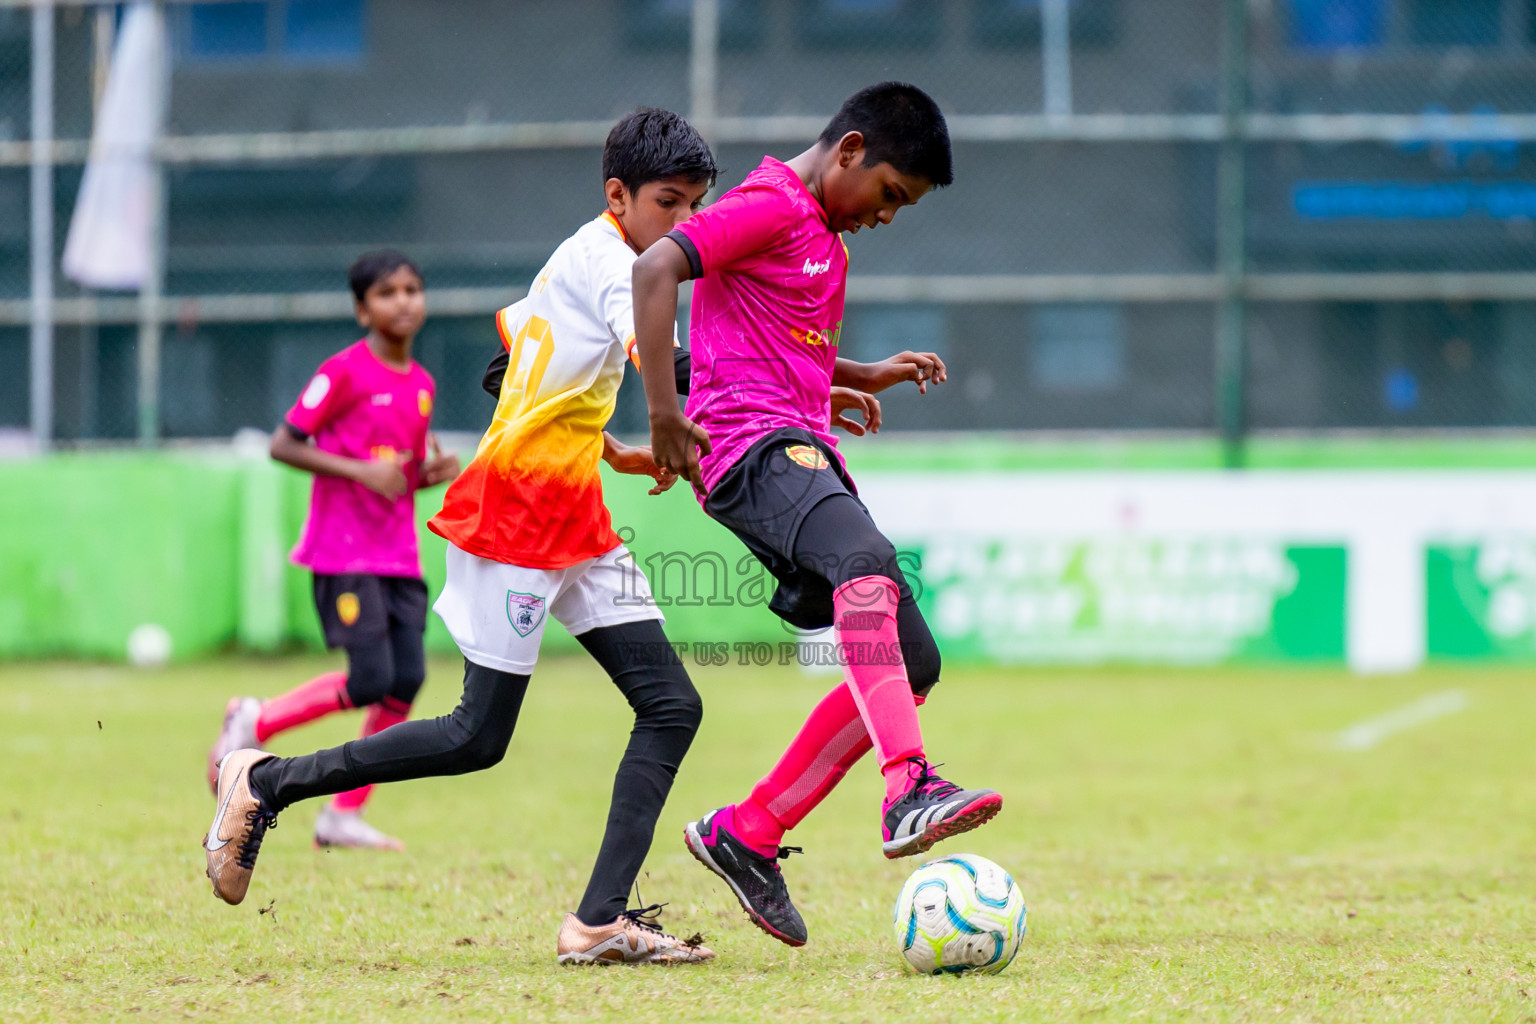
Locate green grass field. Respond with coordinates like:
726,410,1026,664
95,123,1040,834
2,656,1534,1023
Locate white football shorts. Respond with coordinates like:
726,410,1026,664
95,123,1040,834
434,542,663,675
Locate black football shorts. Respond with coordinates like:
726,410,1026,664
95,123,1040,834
703,427,869,630
311,573,428,650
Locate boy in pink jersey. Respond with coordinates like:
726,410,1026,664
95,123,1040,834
208,250,460,850
633,83,1001,947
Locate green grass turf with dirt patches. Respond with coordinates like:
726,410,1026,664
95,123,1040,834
2,657,1534,1023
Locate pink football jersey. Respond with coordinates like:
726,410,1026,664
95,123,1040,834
285,339,435,578
673,156,849,494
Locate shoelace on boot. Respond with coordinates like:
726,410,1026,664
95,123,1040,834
621,901,711,950
620,902,669,935
903,758,962,801
236,808,277,869
764,845,803,876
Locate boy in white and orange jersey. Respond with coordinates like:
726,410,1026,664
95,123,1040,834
204,109,721,965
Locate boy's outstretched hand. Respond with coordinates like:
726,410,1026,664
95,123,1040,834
838,351,948,395
830,387,882,436
420,433,461,488
604,432,680,495
648,412,712,489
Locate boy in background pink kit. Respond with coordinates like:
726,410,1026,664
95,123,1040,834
208,250,460,850
633,82,1002,947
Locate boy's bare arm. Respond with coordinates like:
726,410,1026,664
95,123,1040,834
602,431,677,496
832,352,948,395
632,238,712,485
269,423,408,500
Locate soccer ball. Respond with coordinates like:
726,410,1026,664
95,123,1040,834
893,853,1026,975
126,623,172,668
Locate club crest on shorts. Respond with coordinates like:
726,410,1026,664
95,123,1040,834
336,592,361,626
784,444,830,470
506,591,546,638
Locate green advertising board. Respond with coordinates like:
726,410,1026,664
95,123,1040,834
906,539,1346,665
1427,542,1536,660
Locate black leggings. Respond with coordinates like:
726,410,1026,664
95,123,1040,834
249,618,702,926
793,493,942,695
343,620,427,711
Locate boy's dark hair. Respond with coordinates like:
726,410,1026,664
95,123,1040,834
602,107,719,195
348,249,421,304
819,82,953,188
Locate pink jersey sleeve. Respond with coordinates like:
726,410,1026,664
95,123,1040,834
285,353,351,437
673,184,795,275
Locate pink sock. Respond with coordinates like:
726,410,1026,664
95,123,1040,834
254,670,351,744
740,681,932,841
741,684,871,846
726,800,784,857
834,576,925,803
331,699,411,813
734,581,931,838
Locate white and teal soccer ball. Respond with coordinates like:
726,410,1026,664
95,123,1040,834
893,853,1027,975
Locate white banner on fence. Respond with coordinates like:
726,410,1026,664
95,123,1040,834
857,471,1536,673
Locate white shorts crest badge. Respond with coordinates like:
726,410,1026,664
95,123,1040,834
506,591,547,638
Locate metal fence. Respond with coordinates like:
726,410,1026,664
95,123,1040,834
6,0,1536,455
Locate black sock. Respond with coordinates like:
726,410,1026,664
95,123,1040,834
570,621,703,927
250,660,530,813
